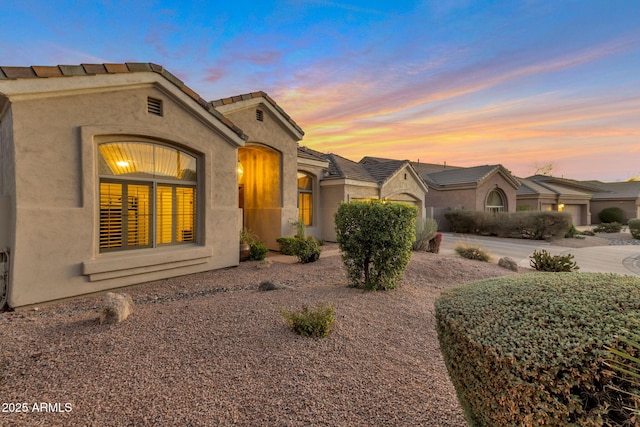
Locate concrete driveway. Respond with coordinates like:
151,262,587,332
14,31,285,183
439,233,640,276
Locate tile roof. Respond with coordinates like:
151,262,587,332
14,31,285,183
211,91,304,137
425,165,501,187
591,181,640,200
525,175,604,193
0,62,249,141
297,145,328,163
323,153,377,182
516,177,593,197
516,178,560,196
361,159,411,184
361,156,464,175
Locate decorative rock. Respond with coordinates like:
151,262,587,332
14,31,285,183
498,257,519,271
99,292,134,325
258,280,293,291
256,259,273,269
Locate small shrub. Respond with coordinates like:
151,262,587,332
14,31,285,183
335,200,417,290
599,206,625,224
258,280,278,291
276,237,298,255
594,222,622,233
564,224,578,238
291,218,306,238
293,237,321,263
628,218,640,239
455,244,491,262
249,241,268,260
240,227,257,245
277,236,321,263
530,249,579,272
280,303,335,338
580,229,596,236
413,218,438,251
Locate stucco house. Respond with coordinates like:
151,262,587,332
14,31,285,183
589,181,640,223
516,175,640,226
361,158,520,230
297,149,429,242
516,175,596,226
0,63,306,308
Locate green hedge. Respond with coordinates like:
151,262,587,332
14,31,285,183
435,273,640,426
445,210,572,240
335,200,416,290
628,218,640,239
599,206,625,224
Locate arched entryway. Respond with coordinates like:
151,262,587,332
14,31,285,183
238,144,282,245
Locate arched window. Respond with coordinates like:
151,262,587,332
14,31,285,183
98,141,197,252
486,189,505,213
297,172,313,226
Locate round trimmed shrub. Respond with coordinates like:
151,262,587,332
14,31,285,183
293,237,321,263
335,200,417,290
629,218,640,239
599,206,625,224
435,273,640,426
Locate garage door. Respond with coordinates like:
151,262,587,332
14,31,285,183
562,205,582,226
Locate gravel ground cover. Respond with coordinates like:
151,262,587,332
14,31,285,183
0,249,518,427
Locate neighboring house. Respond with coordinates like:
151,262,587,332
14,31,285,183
295,148,429,242
362,158,520,230
515,175,640,226
589,181,640,223
0,63,296,308
516,175,596,226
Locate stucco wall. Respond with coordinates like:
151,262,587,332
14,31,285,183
380,165,426,220
476,175,517,212
6,81,241,307
222,104,300,249
319,181,379,242
0,107,15,251
319,184,344,242
591,200,639,224
296,165,325,241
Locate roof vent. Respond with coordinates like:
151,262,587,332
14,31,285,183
256,109,264,121
147,97,163,116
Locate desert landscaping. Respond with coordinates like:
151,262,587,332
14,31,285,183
1,244,522,427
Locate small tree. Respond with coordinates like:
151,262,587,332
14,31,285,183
334,200,417,290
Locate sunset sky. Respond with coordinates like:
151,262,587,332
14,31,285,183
2,1,639,181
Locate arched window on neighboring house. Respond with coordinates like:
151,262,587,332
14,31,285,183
486,189,506,213
297,172,313,226
98,140,198,252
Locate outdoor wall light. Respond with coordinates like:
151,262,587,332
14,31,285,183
237,161,244,181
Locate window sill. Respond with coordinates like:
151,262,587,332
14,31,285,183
82,245,212,282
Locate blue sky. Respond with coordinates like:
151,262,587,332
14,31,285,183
2,0,639,181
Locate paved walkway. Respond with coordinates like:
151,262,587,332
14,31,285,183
440,233,640,276
268,235,640,277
